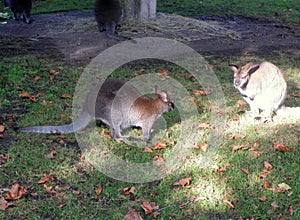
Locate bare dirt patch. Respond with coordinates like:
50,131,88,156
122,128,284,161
1,10,300,65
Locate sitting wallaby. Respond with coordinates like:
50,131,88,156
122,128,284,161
3,0,32,24
19,79,174,141
230,61,287,121
94,0,129,40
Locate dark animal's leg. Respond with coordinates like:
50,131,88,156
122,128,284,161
23,9,31,24
105,22,129,41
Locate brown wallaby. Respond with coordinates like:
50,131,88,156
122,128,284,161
19,79,174,141
94,0,129,40
3,0,32,24
230,61,287,121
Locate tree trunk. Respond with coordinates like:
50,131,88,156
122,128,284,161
121,0,156,21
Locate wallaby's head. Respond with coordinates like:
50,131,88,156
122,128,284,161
154,86,174,113
230,63,260,89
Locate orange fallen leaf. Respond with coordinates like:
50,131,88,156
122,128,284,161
125,208,143,220
216,167,227,172
141,200,159,215
274,143,291,152
122,186,136,195
0,154,9,165
99,130,112,139
193,90,211,95
0,195,14,210
0,133,5,139
153,155,164,167
173,178,192,187
223,199,235,209
251,151,261,158
199,122,210,128
44,149,57,159
94,187,103,195
157,69,168,75
154,142,167,150
38,174,54,184
231,135,246,140
49,69,59,75
259,170,269,178
34,75,41,81
264,180,270,189
271,201,279,208
0,125,5,133
60,94,72,99
232,145,245,151
236,99,247,106
288,205,294,216
19,91,31,98
241,168,249,174
194,143,209,152
43,184,56,194
5,183,28,200
264,161,273,170
253,141,260,148
259,195,267,202
143,147,153,153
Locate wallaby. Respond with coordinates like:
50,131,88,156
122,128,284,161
94,0,129,40
19,79,174,141
3,0,32,24
230,61,287,121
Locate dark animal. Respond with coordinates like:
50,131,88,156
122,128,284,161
94,0,129,40
19,79,174,141
3,0,32,24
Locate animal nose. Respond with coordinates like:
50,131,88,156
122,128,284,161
169,102,175,111
234,80,240,87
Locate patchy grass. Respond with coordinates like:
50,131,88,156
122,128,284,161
0,1,300,219
1,52,299,219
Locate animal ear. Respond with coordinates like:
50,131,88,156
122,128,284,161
157,91,169,102
229,65,238,72
247,65,260,75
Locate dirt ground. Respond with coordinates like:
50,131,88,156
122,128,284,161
0,10,300,66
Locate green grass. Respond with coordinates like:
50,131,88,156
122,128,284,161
1,1,300,219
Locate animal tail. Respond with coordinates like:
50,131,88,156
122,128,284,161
106,31,129,41
276,106,300,118
18,111,90,134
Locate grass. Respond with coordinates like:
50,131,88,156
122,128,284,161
1,1,300,219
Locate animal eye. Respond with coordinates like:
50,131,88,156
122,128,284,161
241,75,248,79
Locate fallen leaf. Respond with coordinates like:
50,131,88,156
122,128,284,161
216,167,227,172
194,143,209,152
143,147,153,153
58,203,66,208
264,161,273,170
271,201,279,208
154,142,167,150
153,155,164,167
290,92,300,97
199,122,210,128
43,184,56,194
173,178,192,187
60,94,72,99
236,99,247,106
55,185,70,191
259,195,267,202
0,195,14,210
122,186,136,195
241,168,249,174
0,154,9,165
253,141,260,148
264,180,270,189
125,209,143,220
231,135,246,140
232,145,245,151
5,183,28,200
157,69,168,75
153,211,160,218
0,133,5,139
288,205,294,216
49,69,59,75
19,91,31,98
0,125,5,133
38,174,54,184
99,130,111,139
223,199,235,209
274,143,291,152
259,170,269,178
193,90,211,95
251,151,261,158
94,187,103,195
141,200,159,215
34,75,41,81
44,149,57,159
72,190,81,195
